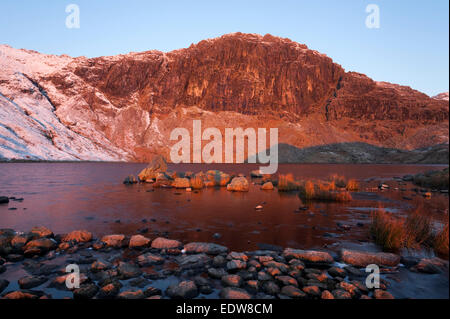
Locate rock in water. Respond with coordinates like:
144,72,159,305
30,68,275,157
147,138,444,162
0,196,10,204
340,249,400,267
123,175,137,184
138,155,168,182
226,177,249,192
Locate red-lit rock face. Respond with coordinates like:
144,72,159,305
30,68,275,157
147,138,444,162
0,33,448,161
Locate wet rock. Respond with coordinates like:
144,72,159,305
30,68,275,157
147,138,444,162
30,226,53,239
118,262,142,279
226,260,247,272
166,280,199,299
184,242,228,255
344,266,365,277
123,175,138,184
341,249,400,267
302,285,321,297
73,284,99,299
261,182,274,190
373,289,394,299
283,248,333,266
275,276,298,287
413,258,446,274
2,291,39,299
62,230,93,243
177,253,210,269
332,289,352,299
262,281,280,295
138,155,168,182
257,271,272,281
101,234,126,248
0,256,5,265
327,266,346,278
281,285,306,299
144,286,162,298
98,282,121,299
266,267,281,277
0,196,10,204
245,280,259,293
151,237,182,249
23,238,57,256
173,178,190,188
11,235,28,251
212,255,226,267
137,252,164,267
208,267,228,279
321,290,335,299
48,273,89,290
400,256,420,268
220,287,252,299
228,252,249,261
226,177,249,192
222,274,243,287
129,235,151,249
337,281,360,298
0,279,9,294
18,276,48,289
91,259,112,272
118,289,145,299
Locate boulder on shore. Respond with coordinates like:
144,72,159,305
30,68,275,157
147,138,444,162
283,248,334,266
340,249,400,268
62,230,93,243
138,155,168,182
226,177,249,192
172,178,190,188
184,242,229,255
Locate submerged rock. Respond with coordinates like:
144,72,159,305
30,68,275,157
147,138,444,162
166,280,198,299
184,242,228,255
220,287,252,299
340,249,400,267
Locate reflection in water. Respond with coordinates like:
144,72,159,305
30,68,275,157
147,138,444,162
0,163,448,251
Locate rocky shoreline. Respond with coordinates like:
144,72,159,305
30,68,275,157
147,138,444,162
1,227,448,300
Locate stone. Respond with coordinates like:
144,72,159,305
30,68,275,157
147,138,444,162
184,242,228,255
101,234,126,248
177,254,210,269
413,258,446,274
283,248,334,266
18,275,48,289
0,196,10,204
321,290,335,299
302,285,321,297
118,290,145,299
226,260,247,272
30,226,53,238
172,178,190,188
73,284,99,299
328,266,346,278
262,281,280,295
62,230,93,243
340,249,400,267
151,237,182,249
98,282,121,299
123,175,138,184
138,155,168,182
208,268,228,279
129,235,151,249
6,254,24,262
2,291,39,299
137,252,165,267
220,287,252,299
118,262,142,279
144,286,162,298
261,182,274,190
281,285,306,299
91,259,112,272
23,238,57,255
373,289,394,299
332,289,352,299
276,276,298,287
166,280,199,299
226,177,249,192
257,271,272,281
222,274,243,287
11,235,28,250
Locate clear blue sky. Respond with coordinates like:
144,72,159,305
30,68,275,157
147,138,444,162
1,0,448,96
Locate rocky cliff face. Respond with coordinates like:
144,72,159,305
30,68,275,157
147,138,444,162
0,33,448,162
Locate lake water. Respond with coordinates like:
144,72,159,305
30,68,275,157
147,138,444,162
0,163,448,252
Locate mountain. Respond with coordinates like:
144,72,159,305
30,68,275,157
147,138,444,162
0,33,448,162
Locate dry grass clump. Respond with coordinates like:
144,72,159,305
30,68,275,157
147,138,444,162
298,180,352,202
434,223,449,257
370,208,448,255
370,209,405,252
413,168,449,190
329,174,347,188
277,174,299,192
